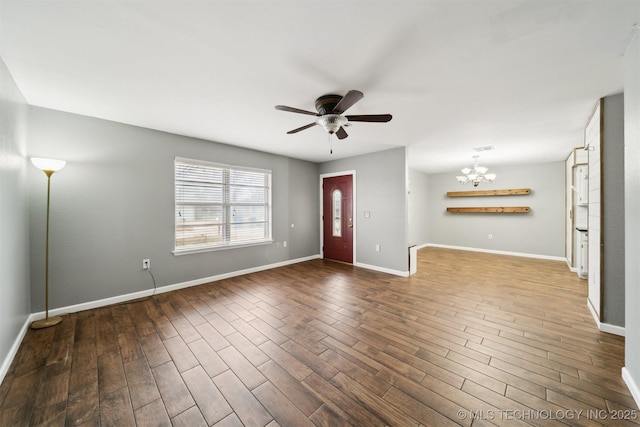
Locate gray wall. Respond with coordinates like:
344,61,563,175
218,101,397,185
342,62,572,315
624,30,640,405
27,106,320,311
601,93,625,327
0,58,31,377
319,147,409,273
428,161,565,257
408,169,430,246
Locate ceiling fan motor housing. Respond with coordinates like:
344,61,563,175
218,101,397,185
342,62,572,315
315,94,342,115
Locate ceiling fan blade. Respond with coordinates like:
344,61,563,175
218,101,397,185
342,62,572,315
336,127,348,140
332,90,364,114
345,114,392,122
275,105,319,116
286,122,317,134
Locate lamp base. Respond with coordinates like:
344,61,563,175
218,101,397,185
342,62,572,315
30,316,62,329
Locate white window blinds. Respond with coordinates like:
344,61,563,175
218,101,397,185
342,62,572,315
175,157,272,253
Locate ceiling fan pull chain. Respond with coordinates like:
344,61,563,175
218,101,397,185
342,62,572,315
329,133,333,154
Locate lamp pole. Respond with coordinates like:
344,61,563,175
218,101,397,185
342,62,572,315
30,158,66,329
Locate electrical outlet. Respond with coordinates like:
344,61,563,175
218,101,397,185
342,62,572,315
142,259,150,270
375,244,381,252
488,234,493,240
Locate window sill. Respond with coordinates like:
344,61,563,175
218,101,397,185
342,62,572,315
172,239,274,256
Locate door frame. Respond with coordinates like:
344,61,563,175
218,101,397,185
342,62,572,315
319,171,356,263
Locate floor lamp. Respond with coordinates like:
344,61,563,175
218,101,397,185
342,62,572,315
30,157,66,329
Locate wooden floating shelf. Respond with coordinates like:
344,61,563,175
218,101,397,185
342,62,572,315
447,188,531,197
447,206,531,213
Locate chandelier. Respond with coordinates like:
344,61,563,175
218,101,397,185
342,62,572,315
456,155,496,187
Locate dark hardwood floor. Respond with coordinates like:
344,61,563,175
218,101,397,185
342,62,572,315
0,247,637,426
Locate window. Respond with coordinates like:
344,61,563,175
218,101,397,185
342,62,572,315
174,157,272,253
332,189,342,237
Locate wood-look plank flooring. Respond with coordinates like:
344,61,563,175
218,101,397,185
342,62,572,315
1,247,637,426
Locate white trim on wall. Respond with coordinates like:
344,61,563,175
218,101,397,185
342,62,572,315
622,368,640,410
354,262,409,277
37,254,321,320
0,318,32,387
0,254,320,386
565,260,579,273
424,243,566,262
423,242,625,337
587,300,626,337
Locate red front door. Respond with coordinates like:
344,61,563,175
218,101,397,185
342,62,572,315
323,175,353,263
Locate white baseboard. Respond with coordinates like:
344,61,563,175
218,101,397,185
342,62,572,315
30,254,322,321
0,316,33,386
354,262,409,277
622,367,640,409
598,323,626,336
147,254,321,297
422,244,626,336
587,300,625,337
424,243,566,262
0,254,321,386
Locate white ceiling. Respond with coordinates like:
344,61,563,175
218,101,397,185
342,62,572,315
1,1,639,173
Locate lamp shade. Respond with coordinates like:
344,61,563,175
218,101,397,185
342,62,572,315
31,157,66,172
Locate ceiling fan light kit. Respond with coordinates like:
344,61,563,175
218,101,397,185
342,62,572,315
275,89,392,153
317,114,348,134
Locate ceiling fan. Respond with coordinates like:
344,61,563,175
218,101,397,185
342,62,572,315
275,90,392,141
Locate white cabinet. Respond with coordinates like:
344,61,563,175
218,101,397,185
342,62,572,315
575,165,588,206
565,147,588,277
578,231,588,279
